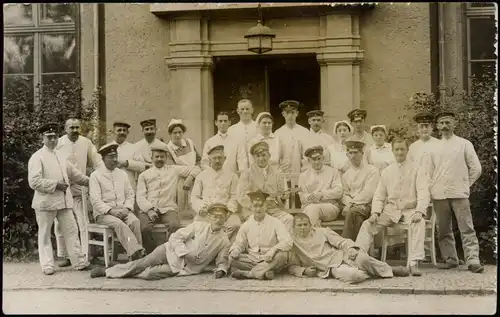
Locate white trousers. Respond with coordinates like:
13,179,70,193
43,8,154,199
355,213,426,263
303,203,341,227
54,195,88,259
35,208,88,271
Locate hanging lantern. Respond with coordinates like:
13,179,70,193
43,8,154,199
244,4,276,54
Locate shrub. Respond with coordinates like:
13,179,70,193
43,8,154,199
3,77,101,260
388,71,497,263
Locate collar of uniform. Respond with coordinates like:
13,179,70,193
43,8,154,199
65,134,80,144
169,139,187,150
42,145,56,153
375,143,390,150
310,129,323,134
259,165,269,174
218,132,228,139
258,133,275,140
313,166,324,174
208,166,224,175
112,140,128,147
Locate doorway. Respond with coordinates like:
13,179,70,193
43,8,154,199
213,54,320,130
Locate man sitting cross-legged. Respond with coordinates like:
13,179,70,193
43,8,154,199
288,213,409,283
355,138,429,276
299,145,343,227
191,144,241,241
90,203,231,280
136,141,200,254
229,191,293,280
89,143,145,261
236,141,293,231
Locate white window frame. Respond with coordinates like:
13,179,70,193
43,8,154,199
3,4,79,104
465,3,497,91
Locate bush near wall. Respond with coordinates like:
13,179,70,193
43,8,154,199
3,78,101,260
387,72,497,264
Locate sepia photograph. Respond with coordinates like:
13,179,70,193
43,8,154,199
2,2,498,314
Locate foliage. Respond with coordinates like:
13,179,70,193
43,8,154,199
3,77,101,259
388,70,497,263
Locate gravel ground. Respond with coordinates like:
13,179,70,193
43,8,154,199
3,290,497,314
3,262,496,295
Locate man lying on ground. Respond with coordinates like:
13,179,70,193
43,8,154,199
90,203,231,280
288,213,409,283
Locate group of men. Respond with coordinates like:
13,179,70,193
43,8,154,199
27,98,485,283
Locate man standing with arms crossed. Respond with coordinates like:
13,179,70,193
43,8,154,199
55,116,103,267
426,111,483,273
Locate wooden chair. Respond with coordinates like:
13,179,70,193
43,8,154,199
381,206,437,267
82,188,117,268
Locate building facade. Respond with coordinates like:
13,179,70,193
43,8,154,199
3,3,496,149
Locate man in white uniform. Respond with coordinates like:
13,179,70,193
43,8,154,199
201,112,238,173
407,112,441,165
108,121,144,191
136,142,201,253
28,123,91,275
89,144,145,261
229,191,293,280
274,100,313,175
55,117,103,267
356,138,428,276
133,119,165,174
299,146,343,227
228,99,258,173
346,109,374,147
307,110,333,167
191,145,241,240
425,111,483,273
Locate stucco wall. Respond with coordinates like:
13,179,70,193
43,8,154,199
103,4,172,143
359,3,431,127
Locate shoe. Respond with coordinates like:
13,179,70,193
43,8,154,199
468,264,484,274
438,262,459,270
58,258,71,268
231,270,248,280
410,264,422,277
90,267,107,278
130,249,146,261
42,267,55,275
77,263,95,271
391,266,410,277
263,270,275,280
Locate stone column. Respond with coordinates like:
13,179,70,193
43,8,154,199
166,16,214,150
317,13,363,133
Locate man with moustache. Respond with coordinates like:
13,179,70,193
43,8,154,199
89,144,145,261
288,213,409,282
347,109,374,147
236,141,294,231
425,111,483,273
108,121,144,191
229,191,293,280
28,123,91,275
133,119,165,173
201,112,238,173
55,116,103,267
90,203,231,280
298,146,343,227
307,110,333,167
356,138,428,276
191,145,241,240
136,142,201,254
228,99,258,173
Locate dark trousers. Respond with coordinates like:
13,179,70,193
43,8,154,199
341,204,371,241
138,211,180,254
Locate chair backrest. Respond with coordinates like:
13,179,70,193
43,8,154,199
278,172,301,214
81,187,95,224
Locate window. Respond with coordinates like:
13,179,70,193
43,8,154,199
465,3,497,90
3,3,79,104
